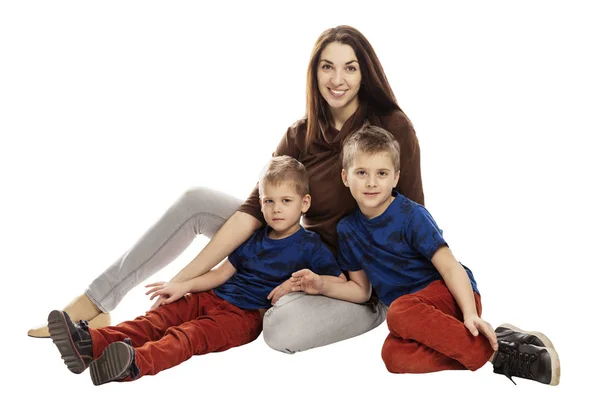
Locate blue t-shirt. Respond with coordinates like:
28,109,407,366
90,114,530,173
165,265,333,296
214,226,342,310
337,191,478,307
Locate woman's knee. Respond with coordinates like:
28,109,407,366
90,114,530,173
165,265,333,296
262,324,300,354
262,293,387,354
179,186,211,207
262,293,307,354
177,187,241,232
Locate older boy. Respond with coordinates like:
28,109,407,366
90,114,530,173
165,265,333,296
48,156,342,385
290,125,560,386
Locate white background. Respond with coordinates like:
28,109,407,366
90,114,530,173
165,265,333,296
1,1,598,398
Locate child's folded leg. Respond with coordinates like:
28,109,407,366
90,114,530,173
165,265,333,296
385,280,494,372
381,333,465,373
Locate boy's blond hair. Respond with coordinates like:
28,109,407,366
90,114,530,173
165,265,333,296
258,155,310,197
342,124,401,172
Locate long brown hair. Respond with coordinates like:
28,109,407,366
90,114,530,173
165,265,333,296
305,25,402,148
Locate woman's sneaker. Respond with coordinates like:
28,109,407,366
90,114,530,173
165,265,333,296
492,341,560,385
89,340,140,385
47,310,93,374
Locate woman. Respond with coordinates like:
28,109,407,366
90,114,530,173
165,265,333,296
29,25,425,354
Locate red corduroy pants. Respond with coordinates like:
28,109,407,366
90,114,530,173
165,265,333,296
89,290,263,378
382,280,495,373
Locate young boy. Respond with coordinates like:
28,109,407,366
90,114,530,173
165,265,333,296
290,125,560,386
48,155,343,385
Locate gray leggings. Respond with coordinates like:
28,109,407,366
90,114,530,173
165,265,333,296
86,187,387,353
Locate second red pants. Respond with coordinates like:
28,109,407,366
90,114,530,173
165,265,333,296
382,280,494,373
89,290,263,378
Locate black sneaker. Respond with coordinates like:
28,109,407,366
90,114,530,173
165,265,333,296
495,323,555,349
89,339,140,386
492,341,560,386
47,310,93,374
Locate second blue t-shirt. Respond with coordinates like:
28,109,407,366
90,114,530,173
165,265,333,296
337,191,478,307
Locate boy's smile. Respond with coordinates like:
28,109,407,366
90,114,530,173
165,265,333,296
342,150,400,219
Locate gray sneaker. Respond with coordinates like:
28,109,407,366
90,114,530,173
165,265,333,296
48,310,93,374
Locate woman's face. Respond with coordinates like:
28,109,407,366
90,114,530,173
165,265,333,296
316,42,362,116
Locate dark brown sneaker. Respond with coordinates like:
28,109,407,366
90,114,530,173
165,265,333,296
47,310,93,374
89,340,139,386
492,341,560,386
495,323,555,349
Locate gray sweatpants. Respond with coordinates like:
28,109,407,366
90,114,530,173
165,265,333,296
86,187,387,353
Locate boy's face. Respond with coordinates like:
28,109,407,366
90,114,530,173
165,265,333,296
341,150,400,219
260,182,311,238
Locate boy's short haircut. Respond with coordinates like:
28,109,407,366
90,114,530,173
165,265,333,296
258,155,310,197
342,123,401,172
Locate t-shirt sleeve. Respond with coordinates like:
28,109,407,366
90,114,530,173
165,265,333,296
310,240,342,277
227,229,260,269
237,125,301,223
227,244,243,270
385,112,425,206
406,206,448,260
336,221,362,272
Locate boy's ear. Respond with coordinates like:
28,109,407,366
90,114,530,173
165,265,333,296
259,197,263,210
341,169,349,187
301,194,311,213
394,170,400,186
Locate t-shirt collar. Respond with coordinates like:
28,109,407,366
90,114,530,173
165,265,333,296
357,190,400,225
263,225,306,244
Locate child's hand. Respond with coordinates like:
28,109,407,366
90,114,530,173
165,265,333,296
267,279,293,305
289,269,324,295
464,315,498,351
150,295,167,310
145,281,189,306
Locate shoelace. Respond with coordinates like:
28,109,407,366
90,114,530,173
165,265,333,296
500,346,536,385
77,319,90,331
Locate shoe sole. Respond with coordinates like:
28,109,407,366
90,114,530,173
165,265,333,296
29,312,111,339
498,323,555,350
545,347,561,386
47,310,87,374
89,342,133,386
